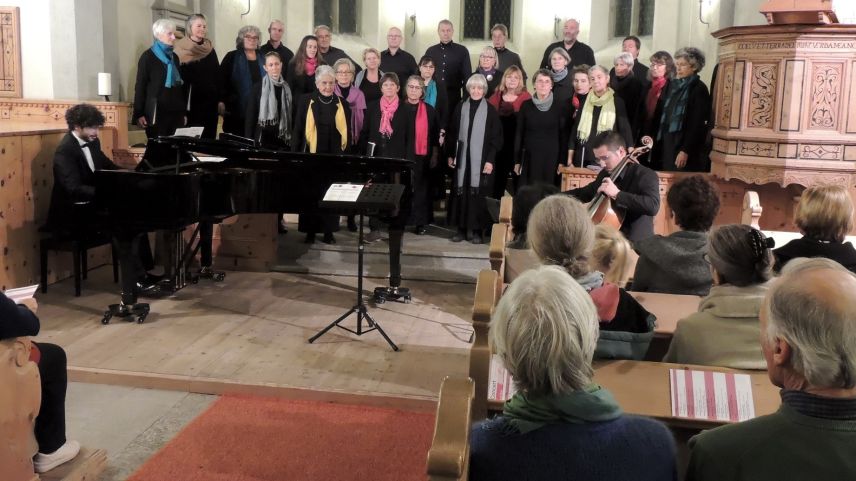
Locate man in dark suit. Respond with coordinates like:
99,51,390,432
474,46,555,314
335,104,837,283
47,103,158,302
259,20,294,68
539,19,596,70
314,25,361,73
424,19,471,112
564,130,660,242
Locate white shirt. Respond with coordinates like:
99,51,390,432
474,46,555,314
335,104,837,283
72,131,96,172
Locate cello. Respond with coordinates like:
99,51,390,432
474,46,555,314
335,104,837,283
587,136,654,228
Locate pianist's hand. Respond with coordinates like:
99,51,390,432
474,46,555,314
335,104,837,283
482,162,494,175
448,157,455,168
137,116,148,128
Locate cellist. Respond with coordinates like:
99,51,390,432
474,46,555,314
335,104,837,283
563,130,660,243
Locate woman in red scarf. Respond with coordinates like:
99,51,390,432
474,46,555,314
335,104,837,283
634,51,674,169
286,35,326,101
403,75,440,234
487,66,530,197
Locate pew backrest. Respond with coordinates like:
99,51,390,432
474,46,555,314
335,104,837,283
427,376,475,481
0,337,41,481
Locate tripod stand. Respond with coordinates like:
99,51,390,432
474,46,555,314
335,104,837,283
308,213,399,351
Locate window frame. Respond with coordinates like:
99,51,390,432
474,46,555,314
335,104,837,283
461,0,513,42
610,0,654,39
314,0,360,36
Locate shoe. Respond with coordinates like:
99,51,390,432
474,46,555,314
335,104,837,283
415,225,427,235
347,217,358,232
143,272,163,285
451,232,464,242
364,230,383,243
304,233,316,244
471,233,483,244
199,266,212,276
135,281,160,297
322,233,336,244
34,440,80,473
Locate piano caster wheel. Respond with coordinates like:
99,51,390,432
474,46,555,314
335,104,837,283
102,302,150,325
372,286,410,304
213,272,226,282
101,312,113,325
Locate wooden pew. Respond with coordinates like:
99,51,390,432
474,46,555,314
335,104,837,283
0,337,41,481
498,196,512,225
629,291,701,339
426,377,475,481
469,269,499,421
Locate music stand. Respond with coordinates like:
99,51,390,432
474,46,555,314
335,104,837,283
307,183,404,351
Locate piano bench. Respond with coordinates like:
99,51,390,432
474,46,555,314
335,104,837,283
39,230,119,297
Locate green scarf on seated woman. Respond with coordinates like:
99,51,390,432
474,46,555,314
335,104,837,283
503,384,622,434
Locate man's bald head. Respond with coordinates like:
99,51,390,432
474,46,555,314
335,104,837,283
563,19,580,44
387,26,403,49
764,260,856,390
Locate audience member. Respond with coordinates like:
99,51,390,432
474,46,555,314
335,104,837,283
773,184,856,272
610,52,643,132
402,75,440,234
469,265,677,481
380,27,418,91
445,74,503,244
564,131,659,243
505,183,557,282
635,51,674,169
291,65,351,244
686,258,856,480
570,64,591,120
220,25,265,136
175,14,219,139
286,35,325,101
539,19,596,70
424,20,472,114
528,195,656,359
514,69,569,188
134,19,186,138
244,51,292,149
0,293,80,473
592,224,635,289
663,224,774,369
546,48,573,103
470,46,502,99
655,47,710,171
490,24,526,81
610,36,649,84
488,66,530,198
632,175,719,295
567,66,633,168
314,25,360,73
355,48,384,104
259,20,294,68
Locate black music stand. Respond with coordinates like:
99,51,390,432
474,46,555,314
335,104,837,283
308,184,404,351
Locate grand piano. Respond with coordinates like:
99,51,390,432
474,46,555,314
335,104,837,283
94,136,413,318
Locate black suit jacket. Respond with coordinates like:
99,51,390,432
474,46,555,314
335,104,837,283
46,133,119,230
564,162,660,242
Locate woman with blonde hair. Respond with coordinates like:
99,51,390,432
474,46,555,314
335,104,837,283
469,265,676,481
356,48,384,103
528,195,655,359
471,46,502,98
487,65,531,197
773,184,856,272
592,225,635,288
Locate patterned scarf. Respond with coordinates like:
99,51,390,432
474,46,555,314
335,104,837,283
576,88,617,143
151,40,182,87
258,75,292,143
379,95,399,137
660,74,698,135
335,84,366,144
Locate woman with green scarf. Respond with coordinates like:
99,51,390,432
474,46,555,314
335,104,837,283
133,19,187,139
469,264,676,481
566,65,632,168
655,47,711,172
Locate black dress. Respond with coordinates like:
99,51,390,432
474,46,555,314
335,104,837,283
359,75,383,104
445,98,503,232
515,98,570,188
404,102,439,226
569,95,633,168
489,91,530,198
611,73,643,134
244,82,290,149
220,49,264,136
552,74,574,104
292,92,353,234
656,78,711,172
179,43,220,139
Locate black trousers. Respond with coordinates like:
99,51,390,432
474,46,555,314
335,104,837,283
33,342,68,454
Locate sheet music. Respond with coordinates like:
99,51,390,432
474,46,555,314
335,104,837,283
4,284,38,303
173,126,205,138
323,183,364,202
669,368,756,422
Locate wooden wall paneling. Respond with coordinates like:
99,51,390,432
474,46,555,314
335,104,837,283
846,59,856,135
0,7,21,98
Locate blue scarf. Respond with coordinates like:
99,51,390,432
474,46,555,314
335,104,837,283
231,49,266,117
660,74,698,136
151,40,182,88
424,79,438,108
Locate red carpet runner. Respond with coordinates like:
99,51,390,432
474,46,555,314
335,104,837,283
128,395,436,481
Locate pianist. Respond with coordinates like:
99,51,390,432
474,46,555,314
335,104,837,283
46,103,159,293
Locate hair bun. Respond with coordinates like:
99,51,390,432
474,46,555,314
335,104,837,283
747,228,773,261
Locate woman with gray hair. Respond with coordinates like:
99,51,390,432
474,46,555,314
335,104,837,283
547,47,573,103
133,18,187,139
219,25,265,136
663,224,775,369
445,74,503,244
469,46,502,98
655,46,711,171
528,195,655,359
174,14,220,139
610,51,643,132
469,264,676,481
291,64,351,244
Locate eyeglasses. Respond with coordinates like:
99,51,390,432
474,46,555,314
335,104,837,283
335,70,353,75
406,85,422,90
421,64,435,69
244,35,259,40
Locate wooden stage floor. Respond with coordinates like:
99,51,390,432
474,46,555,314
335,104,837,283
34,266,475,410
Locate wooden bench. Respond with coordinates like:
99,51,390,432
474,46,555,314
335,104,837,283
1,337,41,481
426,377,475,481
